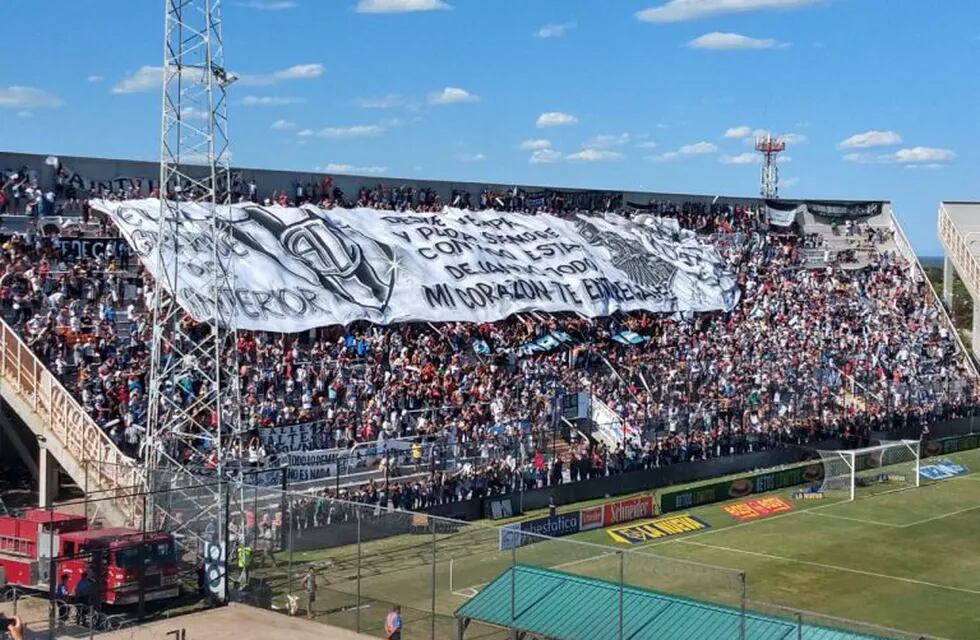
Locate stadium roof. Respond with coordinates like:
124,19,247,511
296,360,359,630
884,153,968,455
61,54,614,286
940,201,980,238
455,565,889,640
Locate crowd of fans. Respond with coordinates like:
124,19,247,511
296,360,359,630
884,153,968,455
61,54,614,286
0,169,976,513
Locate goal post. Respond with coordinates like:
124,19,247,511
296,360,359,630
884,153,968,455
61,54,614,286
818,440,921,501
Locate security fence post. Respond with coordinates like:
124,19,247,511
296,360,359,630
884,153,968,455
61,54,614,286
510,544,517,632
356,511,362,633
797,612,803,640
431,516,437,640
223,479,232,605
46,506,55,640
138,492,147,622
287,492,294,601
618,552,624,640
739,572,747,640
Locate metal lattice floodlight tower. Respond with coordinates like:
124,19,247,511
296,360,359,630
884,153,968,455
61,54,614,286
147,0,242,537
755,133,786,199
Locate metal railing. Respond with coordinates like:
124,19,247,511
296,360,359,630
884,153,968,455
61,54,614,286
0,319,144,526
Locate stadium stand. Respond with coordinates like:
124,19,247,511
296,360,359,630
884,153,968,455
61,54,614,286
0,159,976,513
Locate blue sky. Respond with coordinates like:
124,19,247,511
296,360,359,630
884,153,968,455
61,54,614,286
1,0,977,255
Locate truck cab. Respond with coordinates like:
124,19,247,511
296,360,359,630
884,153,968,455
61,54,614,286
0,510,180,606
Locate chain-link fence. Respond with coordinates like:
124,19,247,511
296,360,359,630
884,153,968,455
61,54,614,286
216,485,956,640
0,478,960,639
234,487,748,640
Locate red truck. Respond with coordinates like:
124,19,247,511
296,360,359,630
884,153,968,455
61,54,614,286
0,509,180,605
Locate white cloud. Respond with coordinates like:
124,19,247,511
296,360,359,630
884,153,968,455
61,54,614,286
241,96,306,106
780,132,807,144
844,146,956,165
649,141,717,161
356,0,451,13
356,94,408,109
724,125,753,139
519,138,552,150
111,66,163,94
739,129,806,145
180,106,209,120
0,86,63,109
530,149,563,164
297,129,315,137
87,75,104,83
318,125,385,138
838,130,902,149
271,119,296,130
635,141,658,149
566,149,624,162
584,133,631,149
237,0,297,9
536,111,578,128
115,63,322,93
637,0,818,23
429,87,479,105
688,32,785,50
239,63,325,86
894,147,955,163
457,152,486,162
273,63,324,80
316,163,387,174
535,22,576,38
720,152,758,165
679,141,718,155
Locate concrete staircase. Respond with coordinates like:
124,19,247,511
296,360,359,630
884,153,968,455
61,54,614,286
802,221,896,270
0,319,143,527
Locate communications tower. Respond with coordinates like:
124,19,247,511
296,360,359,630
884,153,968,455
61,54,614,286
146,0,243,552
755,133,786,199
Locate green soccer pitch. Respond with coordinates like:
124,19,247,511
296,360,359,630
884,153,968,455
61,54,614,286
251,448,980,640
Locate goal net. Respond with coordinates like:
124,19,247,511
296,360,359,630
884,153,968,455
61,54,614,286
818,440,921,501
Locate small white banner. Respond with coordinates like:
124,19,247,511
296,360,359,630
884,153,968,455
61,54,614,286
92,199,739,331
765,201,804,227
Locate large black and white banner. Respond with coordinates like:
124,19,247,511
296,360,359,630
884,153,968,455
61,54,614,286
804,200,883,219
92,199,739,331
260,439,416,484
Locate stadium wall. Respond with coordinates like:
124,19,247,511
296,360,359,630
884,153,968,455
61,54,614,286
0,151,886,212
282,428,980,550
870,415,979,442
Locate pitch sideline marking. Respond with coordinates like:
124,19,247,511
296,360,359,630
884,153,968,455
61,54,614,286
676,539,980,597
801,511,903,528
451,464,980,597
898,502,980,528
450,548,621,599
639,466,980,548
